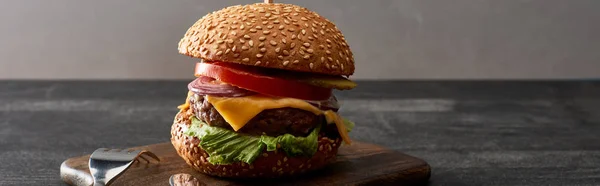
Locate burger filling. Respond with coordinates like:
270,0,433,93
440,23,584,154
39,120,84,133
177,62,356,165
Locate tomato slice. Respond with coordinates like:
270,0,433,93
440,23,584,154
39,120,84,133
195,62,332,100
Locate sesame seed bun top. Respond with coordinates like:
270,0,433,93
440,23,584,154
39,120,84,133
178,3,355,76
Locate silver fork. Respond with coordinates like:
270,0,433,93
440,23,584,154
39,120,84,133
89,148,160,186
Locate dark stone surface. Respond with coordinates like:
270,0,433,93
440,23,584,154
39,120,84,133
1,80,599,186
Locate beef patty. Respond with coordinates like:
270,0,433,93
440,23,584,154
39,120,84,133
189,94,325,137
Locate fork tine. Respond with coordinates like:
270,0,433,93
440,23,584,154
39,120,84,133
109,148,121,152
141,151,160,162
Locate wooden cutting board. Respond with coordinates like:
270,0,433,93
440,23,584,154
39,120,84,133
60,141,431,186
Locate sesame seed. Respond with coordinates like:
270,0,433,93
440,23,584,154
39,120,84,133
341,64,345,70
308,36,314,40
250,29,257,33
225,49,231,54
301,29,307,35
277,160,282,166
273,20,280,24
249,40,254,47
259,42,265,47
256,26,262,30
328,57,334,62
303,43,311,47
232,46,237,52
291,34,297,40
239,39,245,44
290,43,296,48
326,39,332,43
242,58,249,62
328,44,332,48
293,60,299,64
301,17,308,21
262,21,268,25
307,49,314,53
240,25,245,29
217,40,224,44
283,157,288,162
275,47,281,53
278,25,285,30
281,32,287,36
319,145,323,151
299,164,304,168
215,51,223,56
233,53,240,58
346,57,350,62
290,50,296,56
267,25,274,29
248,14,255,18
256,54,263,58
258,36,266,41
284,19,290,24
265,13,271,17
320,30,325,35
223,167,227,171
283,50,290,56
325,64,330,69
243,35,251,39
299,50,305,55
255,61,261,65
241,45,249,50
230,31,237,36
304,23,309,27
326,50,331,55
283,61,290,66
328,145,332,151
270,40,277,46
260,48,267,53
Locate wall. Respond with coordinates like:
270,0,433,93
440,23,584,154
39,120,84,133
0,0,598,80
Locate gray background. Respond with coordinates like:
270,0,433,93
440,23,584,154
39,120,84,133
1,0,598,80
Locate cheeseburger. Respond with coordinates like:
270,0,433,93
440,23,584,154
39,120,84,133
171,2,357,178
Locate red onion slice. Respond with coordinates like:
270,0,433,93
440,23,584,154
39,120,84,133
305,95,340,111
188,76,256,97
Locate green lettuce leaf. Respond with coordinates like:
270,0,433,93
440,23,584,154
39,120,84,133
184,117,322,165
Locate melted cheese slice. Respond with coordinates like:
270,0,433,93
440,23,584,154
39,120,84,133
205,95,352,144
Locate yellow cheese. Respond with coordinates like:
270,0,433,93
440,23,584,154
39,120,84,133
177,91,194,111
324,110,352,144
205,95,352,144
206,95,322,131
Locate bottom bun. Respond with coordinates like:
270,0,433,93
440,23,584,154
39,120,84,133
170,111,342,178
